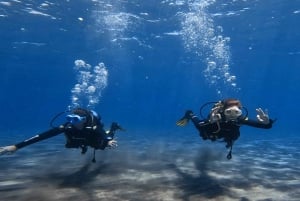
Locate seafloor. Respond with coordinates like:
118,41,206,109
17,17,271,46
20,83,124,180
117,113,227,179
0,135,299,201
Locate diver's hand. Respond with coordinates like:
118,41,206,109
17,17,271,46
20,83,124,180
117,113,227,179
256,108,270,124
209,112,221,123
107,140,118,149
0,145,17,155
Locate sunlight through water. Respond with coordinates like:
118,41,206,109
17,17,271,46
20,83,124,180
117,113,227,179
92,0,141,45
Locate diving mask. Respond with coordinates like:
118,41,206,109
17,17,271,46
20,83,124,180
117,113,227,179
66,114,87,125
224,105,242,120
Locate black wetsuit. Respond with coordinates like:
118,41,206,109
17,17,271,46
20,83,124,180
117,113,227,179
15,115,113,152
190,115,274,156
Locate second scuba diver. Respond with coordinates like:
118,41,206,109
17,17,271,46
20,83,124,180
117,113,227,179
176,98,275,159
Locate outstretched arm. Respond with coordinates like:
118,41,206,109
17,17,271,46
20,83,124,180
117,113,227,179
0,126,65,155
240,108,274,129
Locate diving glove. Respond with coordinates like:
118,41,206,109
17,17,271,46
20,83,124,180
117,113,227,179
176,110,193,126
256,108,270,124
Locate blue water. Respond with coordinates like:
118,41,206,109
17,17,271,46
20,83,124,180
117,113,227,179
0,0,300,200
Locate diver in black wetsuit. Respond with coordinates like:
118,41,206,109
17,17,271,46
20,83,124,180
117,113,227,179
0,108,124,162
176,98,275,159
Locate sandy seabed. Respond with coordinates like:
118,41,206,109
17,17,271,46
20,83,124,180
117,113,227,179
0,137,299,201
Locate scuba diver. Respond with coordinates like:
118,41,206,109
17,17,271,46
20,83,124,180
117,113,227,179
176,98,275,159
0,108,125,162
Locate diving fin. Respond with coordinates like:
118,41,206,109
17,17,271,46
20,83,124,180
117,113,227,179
110,122,126,132
176,110,194,126
176,118,189,126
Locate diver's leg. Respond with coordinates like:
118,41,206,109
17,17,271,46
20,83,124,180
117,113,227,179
108,122,124,137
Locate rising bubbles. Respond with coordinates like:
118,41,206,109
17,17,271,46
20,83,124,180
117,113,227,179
179,0,238,95
70,60,108,109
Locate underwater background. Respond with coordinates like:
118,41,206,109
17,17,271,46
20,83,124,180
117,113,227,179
0,0,299,200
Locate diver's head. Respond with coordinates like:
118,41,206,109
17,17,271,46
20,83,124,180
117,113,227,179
66,108,91,129
66,114,87,125
222,98,242,120
66,114,87,129
223,98,242,108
